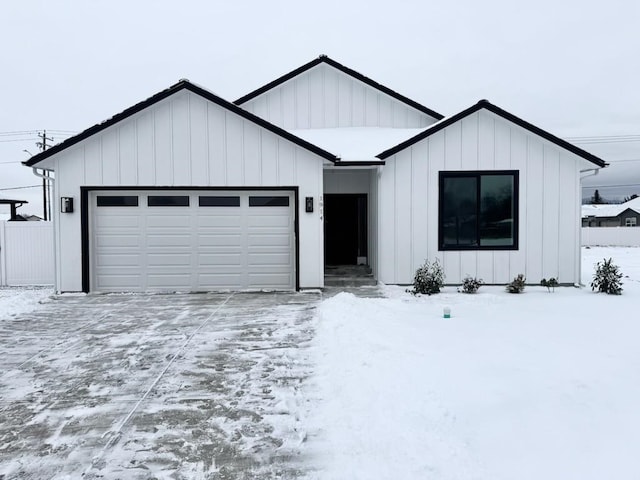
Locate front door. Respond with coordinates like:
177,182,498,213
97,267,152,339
324,194,367,265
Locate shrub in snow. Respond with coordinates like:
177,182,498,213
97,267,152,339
591,258,623,295
459,276,483,294
540,277,559,292
506,274,526,293
409,259,444,295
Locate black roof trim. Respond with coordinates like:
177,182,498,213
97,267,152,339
332,160,386,167
24,80,340,167
377,99,608,168
234,55,444,121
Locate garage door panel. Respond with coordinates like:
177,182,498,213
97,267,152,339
247,273,293,287
146,275,192,288
247,214,291,228
96,254,142,267
247,253,291,265
247,234,291,247
147,253,192,266
198,234,243,247
95,275,142,289
92,190,295,292
94,214,141,228
198,273,244,287
198,248,243,257
146,215,191,227
198,215,242,228
198,253,243,266
96,235,142,248
147,235,192,247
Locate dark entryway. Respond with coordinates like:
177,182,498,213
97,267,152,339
324,194,367,265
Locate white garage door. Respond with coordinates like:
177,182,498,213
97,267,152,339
90,190,295,292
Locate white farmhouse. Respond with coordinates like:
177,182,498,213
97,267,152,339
24,55,606,293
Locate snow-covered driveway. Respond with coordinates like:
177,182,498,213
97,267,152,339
0,292,320,479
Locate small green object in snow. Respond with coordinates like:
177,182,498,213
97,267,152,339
443,307,451,318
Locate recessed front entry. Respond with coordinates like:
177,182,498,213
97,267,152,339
324,194,367,265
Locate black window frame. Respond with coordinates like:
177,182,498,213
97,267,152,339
438,170,519,251
96,195,139,207
249,196,290,207
147,195,190,207
199,196,241,207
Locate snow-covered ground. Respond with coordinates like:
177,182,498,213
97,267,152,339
0,286,53,320
308,247,640,479
1,248,639,479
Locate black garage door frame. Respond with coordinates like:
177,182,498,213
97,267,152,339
80,186,300,293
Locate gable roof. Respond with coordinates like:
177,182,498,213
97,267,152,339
233,55,444,121
24,80,340,167
582,196,640,218
377,99,608,168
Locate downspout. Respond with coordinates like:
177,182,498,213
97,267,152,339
32,167,58,292
31,167,54,181
577,168,601,287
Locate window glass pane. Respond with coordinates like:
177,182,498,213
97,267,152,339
249,196,289,207
97,196,138,207
442,177,477,246
199,196,240,207
480,175,514,246
148,195,189,207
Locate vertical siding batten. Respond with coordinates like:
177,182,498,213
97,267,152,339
237,62,438,129
542,145,561,279
493,120,511,282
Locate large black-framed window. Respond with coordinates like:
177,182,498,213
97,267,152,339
439,170,518,250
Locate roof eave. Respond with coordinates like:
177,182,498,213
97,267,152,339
377,100,607,168
24,80,340,167
333,160,385,167
234,55,444,120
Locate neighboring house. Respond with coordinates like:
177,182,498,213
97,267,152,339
24,55,607,293
582,197,640,227
0,198,29,221
11,214,44,222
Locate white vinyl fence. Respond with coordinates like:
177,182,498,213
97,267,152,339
582,227,640,247
0,221,54,286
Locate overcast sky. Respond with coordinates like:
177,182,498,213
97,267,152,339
2,0,639,217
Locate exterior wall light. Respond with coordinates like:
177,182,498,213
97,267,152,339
61,197,74,213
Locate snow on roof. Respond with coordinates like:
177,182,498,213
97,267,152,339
582,196,640,218
287,127,430,161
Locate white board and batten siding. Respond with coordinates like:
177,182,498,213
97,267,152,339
240,63,438,130
0,221,54,286
44,90,324,292
377,109,583,285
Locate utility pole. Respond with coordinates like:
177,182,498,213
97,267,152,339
36,130,53,221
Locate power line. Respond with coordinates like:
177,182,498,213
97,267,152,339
0,185,41,191
0,130,39,136
0,138,38,143
581,183,640,189
567,137,640,145
565,134,640,140
0,130,76,140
